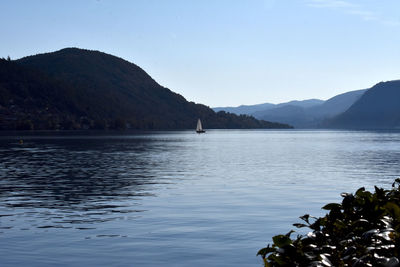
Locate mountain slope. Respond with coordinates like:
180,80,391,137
17,48,196,123
326,81,400,129
254,105,310,127
308,89,367,119
0,48,292,130
0,58,90,129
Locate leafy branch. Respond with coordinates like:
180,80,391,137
258,179,400,266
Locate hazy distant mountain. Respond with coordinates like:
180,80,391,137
326,81,400,129
276,99,324,109
213,99,324,116
307,89,367,119
214,89,367,128
253,89,367,128
254,105,309,128
213,103,276,115
251,99,324,127
0,48,292,130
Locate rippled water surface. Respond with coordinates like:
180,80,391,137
1,130,400,266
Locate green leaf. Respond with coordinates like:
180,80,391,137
319,254,333,266
272,235,292,248
385,202,400,221
268,254,286,265
263,257,271,267
351,219,370,228
333,219,346,231
375,186,386,198
285,230,295,237
293,223,308,228
257,246,276,257
300,214,310,224
322,203,342,210
355,187,366,196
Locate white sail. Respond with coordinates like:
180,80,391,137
196,119,203,131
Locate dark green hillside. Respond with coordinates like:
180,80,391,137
327,80,400,129
0,48,292,130
16,48,203,128
0,59,88,130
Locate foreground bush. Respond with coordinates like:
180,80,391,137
258,179,400,266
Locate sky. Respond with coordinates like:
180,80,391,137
1,0,400,107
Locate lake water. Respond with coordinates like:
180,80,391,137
0,130,399,266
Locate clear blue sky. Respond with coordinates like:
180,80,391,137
1,0,399,107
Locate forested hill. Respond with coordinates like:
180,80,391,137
0,48,292,130
326,80,400,129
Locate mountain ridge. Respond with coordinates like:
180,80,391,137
214,89,367,128
0,48,292,130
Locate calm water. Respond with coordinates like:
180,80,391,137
0,130,399,266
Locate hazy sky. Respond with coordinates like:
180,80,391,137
1,0,400,107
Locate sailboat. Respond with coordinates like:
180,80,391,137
196,119,206,133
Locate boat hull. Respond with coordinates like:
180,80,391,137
196,130,206,134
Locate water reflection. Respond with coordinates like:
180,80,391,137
0,135,177,231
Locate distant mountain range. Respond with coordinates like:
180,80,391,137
213,99,324,116
0,48,292,130
214,89,370,128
